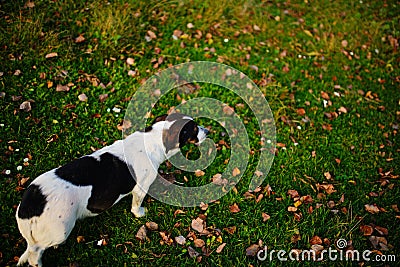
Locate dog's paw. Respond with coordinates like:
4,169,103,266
131,207,147,217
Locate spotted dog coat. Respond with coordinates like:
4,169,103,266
16,113,209,267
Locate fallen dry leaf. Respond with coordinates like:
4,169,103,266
78,93,88,102
75,35,85,43
360,225,374,236
224,226,236,235
195,169,205,177
99,93,108,102
45,52,58,59
216,243,226,253
19,101,31,112
56,84,70,92
321,91,330,100
317,184,336,194
188,246,200,258
232,167,241,177
287,189,300,199
288,206,297,212
194,239,205,248
296,108,306,116
135,225,147,242
229,203,240,213
374,225,388,236
246,244,260,257
310,235,322,245
175,235,186,245
365,204,380,214
145,221,159,231
369,236,388,251
76,235,85,243
200,202,208,211
191,217,204,233
262,212,270,222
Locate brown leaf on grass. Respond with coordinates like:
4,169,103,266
159,231,173,245
374,226,388,236
99,93,108,102
147,30,157,40
321,91,330,100
288,206,297,212
216,243,226,253
296,108,306,116
200,202,208,211
191,217,204,233
174,209,185,217
232,167,241,177
56,84,70,92
222,105,235,115
261,212,270,222
78,93,88,102
194,238,205,248
369,236,388,251
322,124,333,131
19,101,32,112
75,35,85,43
188,246,200,258
229,203,240,213
291,234,301,243
76,235,85,243
175,235,186,245
365,204,380,214
256,194,264,203
324,172,332,180
310,236,322,245
145,221,159,231
135,225,147,242
360,225,374,236
245,244,260,257
45,52,58,59
194,169,205,177
287,189,300,199
212,173,228,186
300,195,313,204
317,184,336,194
223,226,236,235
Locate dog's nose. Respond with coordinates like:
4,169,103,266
200,127,209,135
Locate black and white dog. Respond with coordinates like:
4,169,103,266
16,113,209,267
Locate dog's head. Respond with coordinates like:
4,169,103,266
147,113,209,156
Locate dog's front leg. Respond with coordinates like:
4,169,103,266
131,185,148,217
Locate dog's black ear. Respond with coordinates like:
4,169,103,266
153,114,168,124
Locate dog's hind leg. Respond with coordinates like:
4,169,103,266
17,244,45,267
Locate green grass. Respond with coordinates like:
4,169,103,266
1,0,399,266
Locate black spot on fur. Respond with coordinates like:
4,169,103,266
18,184,47,219
55,153,136,213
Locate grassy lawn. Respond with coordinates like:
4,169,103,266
1,0,399,266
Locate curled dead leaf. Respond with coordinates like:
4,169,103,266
194,238,205,248
175,235,186,245
310,235,322,245
246,244,260,257
145,221,158,231
229,203,240,213
262,212,270,222
19,101,32,112
360,225,374,236
45,52,58,59
365,204,380,214
191,217,204,233
56,84,70,92
135,225,147,242
216,243,226,253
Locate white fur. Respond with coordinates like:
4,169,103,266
16,117,208,266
